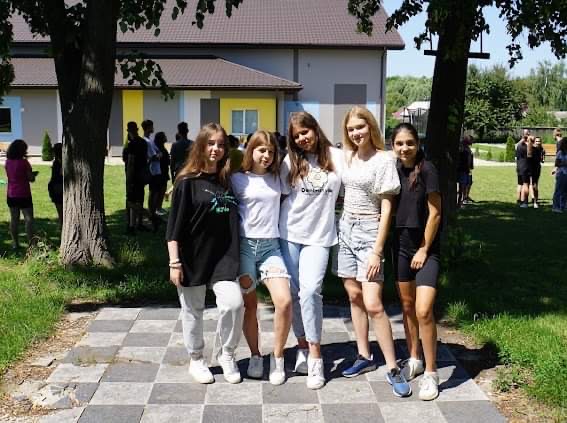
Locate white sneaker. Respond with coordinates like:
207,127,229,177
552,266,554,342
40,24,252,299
294,348,308,374
419,372,439,400
306,357,325,390
188,357,214,384
401,357,425,381
247,355,264,379
218,351,242,384
269,354,286,385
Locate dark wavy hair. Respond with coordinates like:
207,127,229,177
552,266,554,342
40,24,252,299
286,112,334,186
391,122,424,191
6,139,28,160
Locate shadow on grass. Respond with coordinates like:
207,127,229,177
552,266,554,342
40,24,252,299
439,200,567,319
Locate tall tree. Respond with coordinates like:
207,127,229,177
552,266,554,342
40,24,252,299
350,0,567,219
0,0,242,266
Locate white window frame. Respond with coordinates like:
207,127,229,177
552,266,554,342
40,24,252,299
231,109,258,136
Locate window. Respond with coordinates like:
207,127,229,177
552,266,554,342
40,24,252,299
0,108,11,133
231,110,258,135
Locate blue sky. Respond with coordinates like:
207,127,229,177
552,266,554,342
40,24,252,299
383,1,559,78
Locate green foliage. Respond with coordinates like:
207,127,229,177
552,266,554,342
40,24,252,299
464,65,525,140
505,135,516,162
525,61,567,111
41,131,53,161
486,147,492,161
498,151,505,162
386,76,432,117
474,145,480,157
522,106,560,127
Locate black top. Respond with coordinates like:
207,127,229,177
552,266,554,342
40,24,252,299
529,146,544,167
48,159,63,201
170,138,193,180
166,174,240,287
158,146,171,181
395,160,440,230
123,135,149,183
457,148,473,173
515,142,530,175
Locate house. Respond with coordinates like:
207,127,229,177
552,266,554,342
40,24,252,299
3,0,404,155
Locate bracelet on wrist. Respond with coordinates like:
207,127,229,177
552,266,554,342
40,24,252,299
169,263,182,269
169,259,181,265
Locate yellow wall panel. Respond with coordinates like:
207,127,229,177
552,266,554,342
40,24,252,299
220,97,276,134
122,90,144,142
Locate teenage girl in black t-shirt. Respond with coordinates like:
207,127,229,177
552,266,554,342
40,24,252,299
391,123,442,401
166,123,244,385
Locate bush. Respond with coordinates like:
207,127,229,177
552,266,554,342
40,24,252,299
505,135,516,162
498,152,505,162
41,131,53,161
474,145,480,158
486,147,493,161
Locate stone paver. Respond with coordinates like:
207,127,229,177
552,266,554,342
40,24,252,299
36,305,504,422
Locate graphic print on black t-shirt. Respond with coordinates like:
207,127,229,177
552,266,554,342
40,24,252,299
204,189,237,213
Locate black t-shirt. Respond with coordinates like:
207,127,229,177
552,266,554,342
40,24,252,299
166,173,240,287
515,142,530,175
124,136,149,183
529,146,544,167
395,160,440,230
457,148,473,173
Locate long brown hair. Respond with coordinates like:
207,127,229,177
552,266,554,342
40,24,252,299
175,123,231,188
391,122,424,191
240,130,280,175
342,106,384,153
287,112,334,186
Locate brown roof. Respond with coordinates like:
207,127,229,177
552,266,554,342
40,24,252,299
9,57,303,90
11,0,404,49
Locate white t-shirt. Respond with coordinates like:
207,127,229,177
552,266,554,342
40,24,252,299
231,171,281,238
279,147,344,247
342,150,401,215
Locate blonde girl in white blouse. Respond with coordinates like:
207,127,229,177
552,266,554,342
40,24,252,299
336,106,411,397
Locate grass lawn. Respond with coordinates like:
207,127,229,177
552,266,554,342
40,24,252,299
0,163,566,415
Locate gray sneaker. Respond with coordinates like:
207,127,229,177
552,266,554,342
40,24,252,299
386,367,412,397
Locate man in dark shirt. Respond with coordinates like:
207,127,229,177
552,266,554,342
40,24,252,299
170,122,193,181
123,121,149,234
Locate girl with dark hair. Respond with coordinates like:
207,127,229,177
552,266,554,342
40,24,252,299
231,130,292,385
337,107,410,398
166,123,244,385
5,139,36,248
391,123,442,401
152,132,170,222
279,111,343,390
552,137,567,212
530,136,544,208
48,143,63,226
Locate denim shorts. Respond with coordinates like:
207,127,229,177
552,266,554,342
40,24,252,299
336,213,384,283
239,237,289,294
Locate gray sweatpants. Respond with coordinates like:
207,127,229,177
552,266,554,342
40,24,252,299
177,280,244,359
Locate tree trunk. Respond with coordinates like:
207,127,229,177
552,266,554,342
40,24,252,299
51,0,118,266
425,0,476,225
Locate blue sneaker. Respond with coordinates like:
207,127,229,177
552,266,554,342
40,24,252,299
386,367,412,397
342,354,377,378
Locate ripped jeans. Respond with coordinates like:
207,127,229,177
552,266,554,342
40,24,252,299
238,237,290,293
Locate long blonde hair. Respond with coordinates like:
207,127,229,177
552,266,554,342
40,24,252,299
287,112,334,186
342,106,384,153
175,123,231,188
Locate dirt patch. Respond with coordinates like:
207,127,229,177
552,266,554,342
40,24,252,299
438,321,563,422
0,309,96,420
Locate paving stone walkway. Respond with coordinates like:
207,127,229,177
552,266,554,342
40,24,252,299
33,305,505,423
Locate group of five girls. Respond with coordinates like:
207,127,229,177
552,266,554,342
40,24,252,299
166,108,442,401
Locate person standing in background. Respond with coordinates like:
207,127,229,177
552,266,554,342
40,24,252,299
123,121,149,234
48,143,63,227
170,122,193,181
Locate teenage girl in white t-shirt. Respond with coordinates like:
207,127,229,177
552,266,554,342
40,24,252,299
279,112,343,390
231,130,292,385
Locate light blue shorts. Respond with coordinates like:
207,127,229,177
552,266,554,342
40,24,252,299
335,213,385,283
239,238,290,294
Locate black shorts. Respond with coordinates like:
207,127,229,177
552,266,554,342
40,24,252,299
531,166,541,184
7,196,33,209
127,183,145,204
393,228,440,288
517,173,531,184
149,175,168,192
